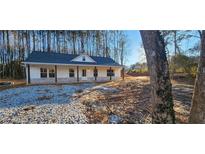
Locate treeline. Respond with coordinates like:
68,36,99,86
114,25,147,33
135,30,201,78
161,30,201,78
0,30,127,79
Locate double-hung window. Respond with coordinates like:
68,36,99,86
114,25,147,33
69,69,75,77
82,69,86,77
40,68,47,78
49,69,55,78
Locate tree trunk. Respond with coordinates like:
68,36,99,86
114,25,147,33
32,30,35,51
174,31,177,55
72,32,76,54
189,30,205,123
80,31,85,53
63,30,66,53
42,31,45,52
140,30,175,124
171,30,177,79
26,30,30,55
47,30,51,52
198,30,202,40
2,31,6,78
105,31,109,57
56,30,60,52
6,30,11,78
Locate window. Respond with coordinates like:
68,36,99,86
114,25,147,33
93,69,98,77
107,69,114,76
49,69,55,78
40,68,47,78
82,56,86,61
82,69,86,77
69,69,75,77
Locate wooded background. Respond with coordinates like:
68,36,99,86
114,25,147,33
0,30,201,80
0,30,127,79
129,30,201,79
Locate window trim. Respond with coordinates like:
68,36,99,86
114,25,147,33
49,68,55,78
82,69,86,77
40,68,47,78
69,68,75,77
107,69,115,77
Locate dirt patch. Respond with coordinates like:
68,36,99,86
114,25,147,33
37,95,53,101
75,76,193,124
0,79,26,91
23,105,36,111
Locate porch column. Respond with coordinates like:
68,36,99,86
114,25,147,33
77,66,79,82
122,67,125,80
27,64,30,84
55,65,57,83
109,67,112,81
94,66,97,81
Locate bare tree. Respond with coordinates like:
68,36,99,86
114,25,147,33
140,30,175,124
0,30,127,79
47,30,51,52
56,30,60,52
70,31,76,54
32,31,35,51
189,30,205,123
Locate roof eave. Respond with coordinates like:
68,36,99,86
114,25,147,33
22,62,122,68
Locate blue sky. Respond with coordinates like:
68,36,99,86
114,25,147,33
124,30,200,67
124,30,143,66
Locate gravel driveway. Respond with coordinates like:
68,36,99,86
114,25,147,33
0,83,95,108
0,83,95,124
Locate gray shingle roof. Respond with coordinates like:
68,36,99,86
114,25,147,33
24,51,121,67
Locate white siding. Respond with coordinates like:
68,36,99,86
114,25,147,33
114,68,121,78
57,66,80,78
28,64,122,84
30,65,41,79
71,54,95,63
79,66,94,78
98,68,107,77
57,66,69,78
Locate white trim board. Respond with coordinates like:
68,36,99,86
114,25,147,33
22,62,122,68
71,54,96,63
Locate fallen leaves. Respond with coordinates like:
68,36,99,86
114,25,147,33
75,76,193,124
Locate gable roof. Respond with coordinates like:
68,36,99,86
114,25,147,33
24,51,121,67
71,54,96,63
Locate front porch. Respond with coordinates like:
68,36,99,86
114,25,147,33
26,64,123,84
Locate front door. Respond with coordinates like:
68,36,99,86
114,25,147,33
81,69,87,80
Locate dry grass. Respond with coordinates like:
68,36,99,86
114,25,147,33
75,77,152,123
75,76,193,124
0,79,26,91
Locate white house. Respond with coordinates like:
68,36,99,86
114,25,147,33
23,51,124,84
